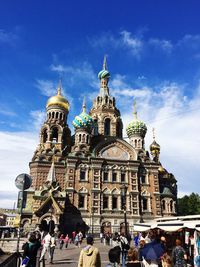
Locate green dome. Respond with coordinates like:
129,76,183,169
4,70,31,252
98,69,110,80
161,187,174,197
72,111,94,131
126,120,147,138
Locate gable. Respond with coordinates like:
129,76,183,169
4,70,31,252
94,138,137,160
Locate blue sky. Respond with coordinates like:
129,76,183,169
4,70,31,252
1,0,200,208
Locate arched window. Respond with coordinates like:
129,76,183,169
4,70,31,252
82,134,86,143
112,196,118,209
79,134,81,142
42,129,48,143
170,200,173,212
104,118,110,136
162,200,166,211
51,127,58,142
56,112,59,119
52,112,55,119
116,121,122,137
135,140,137,148
86,135,89,144
93,119,98,136
103,195,109,209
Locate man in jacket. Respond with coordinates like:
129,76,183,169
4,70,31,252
78,236,101,267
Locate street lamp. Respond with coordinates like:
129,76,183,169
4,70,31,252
138,165,144,223
120,184,128,238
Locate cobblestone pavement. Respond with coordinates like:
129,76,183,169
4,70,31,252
45,239,111,267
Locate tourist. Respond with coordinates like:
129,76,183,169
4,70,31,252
49,233,56,264
100,232,104,243
22,233,41,267
59,234,64,249
161,249,173,267
106,246,121,267
172,239,187,267
78,231,83,247
39,232,51,262
120,233,130,267
112,232,121,249
78,236,101,267
126,247,143,267
64,234,69,248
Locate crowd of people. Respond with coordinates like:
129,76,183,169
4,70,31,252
20,229,197,267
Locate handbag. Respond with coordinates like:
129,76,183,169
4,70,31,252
21,256,30,267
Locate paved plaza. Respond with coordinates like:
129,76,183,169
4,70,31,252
45,239,111,267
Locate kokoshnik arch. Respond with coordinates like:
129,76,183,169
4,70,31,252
19,57,177,234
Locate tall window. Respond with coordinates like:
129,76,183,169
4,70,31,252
52,127,58,142
42,129,48,143
104,118,110,136
112,173,117,182
103,172,108,182
121,173,125,183
162,200,166,211
94,119,98,136
80,170,86,181
142,198,148,210
103,195,108,209
112,196,118,209
78,195,85,208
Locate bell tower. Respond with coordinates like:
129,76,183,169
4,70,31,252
30,82,71,189
90,57,123,138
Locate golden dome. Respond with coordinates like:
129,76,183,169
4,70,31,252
46,86,69,112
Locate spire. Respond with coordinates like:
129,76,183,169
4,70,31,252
103,55,107,70
152,127,156,141
47,161,56,183
57,79,62,96
133,99,138,120
82,96,86,113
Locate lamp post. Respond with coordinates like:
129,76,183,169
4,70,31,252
120,184,128,238
138,165,144,223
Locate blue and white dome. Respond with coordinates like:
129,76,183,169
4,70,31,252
72,100,94,131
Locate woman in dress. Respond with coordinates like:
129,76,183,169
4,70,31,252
172,239,187,267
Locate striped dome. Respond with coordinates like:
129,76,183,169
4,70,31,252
126,120,147,138
73,111,94,131
98,69,110,80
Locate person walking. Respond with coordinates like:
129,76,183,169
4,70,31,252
78,236,101,267
59,234,64,249
49,233,56,264
22,233,41,267
172,239,187,267
120,233,130,267
105,246,121,267
64,234,69,248
39,232,51,262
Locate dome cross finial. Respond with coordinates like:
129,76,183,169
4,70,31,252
152,127,156,141
103,55,107,70
82,96,86,113
57,78,62,96
133,99,138,120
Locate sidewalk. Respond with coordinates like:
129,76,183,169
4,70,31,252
45,239,111,267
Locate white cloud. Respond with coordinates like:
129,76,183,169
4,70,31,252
120,30,143,58
35,79,56,97
149,38,173,53
0,131,38,208
30,110,46,130
0,29,19,44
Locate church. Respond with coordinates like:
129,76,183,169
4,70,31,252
21,58,177,234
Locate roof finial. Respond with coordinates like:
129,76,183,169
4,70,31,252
152,127,155,141
57,78,62,95
133,99,138,120
82,96,86,113
103,55,107,70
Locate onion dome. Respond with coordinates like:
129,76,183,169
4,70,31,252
98,55,110,80
150,128,160,154
46,83,69,112
150,140,160,153
72,99,94,131
126,100,147,138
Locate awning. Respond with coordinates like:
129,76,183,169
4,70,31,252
133,223,152,232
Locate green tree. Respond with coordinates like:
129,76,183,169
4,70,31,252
177,193,200,215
